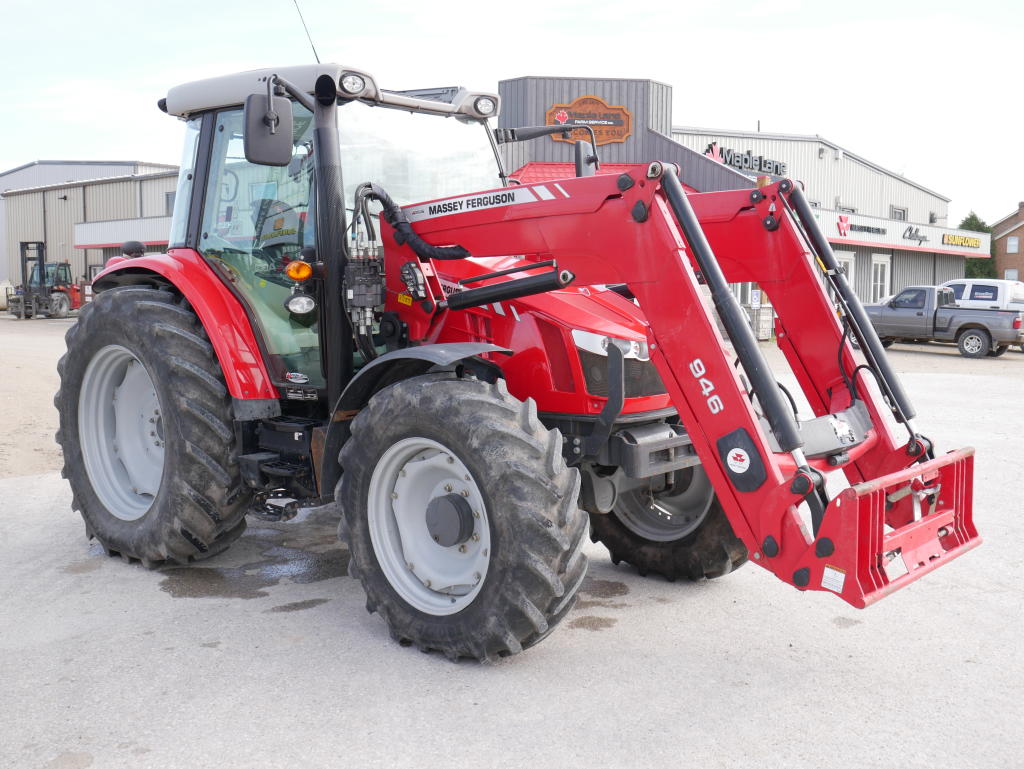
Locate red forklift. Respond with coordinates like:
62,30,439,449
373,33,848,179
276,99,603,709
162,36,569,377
7,242,85,319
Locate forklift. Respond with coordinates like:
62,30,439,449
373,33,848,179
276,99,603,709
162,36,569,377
8,242,81,319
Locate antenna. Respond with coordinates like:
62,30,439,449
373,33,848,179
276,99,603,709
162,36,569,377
292,0,321,63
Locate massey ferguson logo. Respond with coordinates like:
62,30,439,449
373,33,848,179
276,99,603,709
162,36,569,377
837,215,851,236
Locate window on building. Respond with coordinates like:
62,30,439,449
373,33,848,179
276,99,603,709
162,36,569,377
870,254,891,302
890,206,907,221
1008,236,1019,254
969,284,998,302
1006,269,1020,281
947,283,966,300
165,191,176,217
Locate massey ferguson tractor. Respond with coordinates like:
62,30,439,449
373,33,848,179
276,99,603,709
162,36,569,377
55,64,980,661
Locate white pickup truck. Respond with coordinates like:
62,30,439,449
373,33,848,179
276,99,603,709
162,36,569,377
941,279,1024,352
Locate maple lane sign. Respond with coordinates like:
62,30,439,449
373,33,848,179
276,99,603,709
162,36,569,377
545,95,633,146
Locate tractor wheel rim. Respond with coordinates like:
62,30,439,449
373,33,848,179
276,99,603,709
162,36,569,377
613,465,714,542
963,335,983,354
79,345,164,521
368,437,490,616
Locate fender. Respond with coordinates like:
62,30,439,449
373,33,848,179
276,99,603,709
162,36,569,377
91,248,278,401
317,343,509,496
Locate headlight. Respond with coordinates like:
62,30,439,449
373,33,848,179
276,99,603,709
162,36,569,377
340,73,366,95
571,329,648,360
474,96,497,116
285,292,317,315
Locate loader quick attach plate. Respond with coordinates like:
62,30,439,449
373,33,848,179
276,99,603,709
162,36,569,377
797,448,980,608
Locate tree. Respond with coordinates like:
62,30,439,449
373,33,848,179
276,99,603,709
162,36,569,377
958,211,997,279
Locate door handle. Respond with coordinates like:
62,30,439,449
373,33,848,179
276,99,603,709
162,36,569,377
916,311,923,316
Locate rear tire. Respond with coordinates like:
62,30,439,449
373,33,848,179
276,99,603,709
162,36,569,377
590,467,747,581
338,374,588,662
989,345,1009,357
957,328,990,358
55,286,251,566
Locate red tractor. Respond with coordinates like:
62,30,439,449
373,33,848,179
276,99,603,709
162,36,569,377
55,65,979,661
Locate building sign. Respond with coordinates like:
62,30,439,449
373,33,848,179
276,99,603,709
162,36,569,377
815,209,991,256
545,96,633,146
837,215,886,236
704,142,787,176
902,226,929,245
942,233,982,249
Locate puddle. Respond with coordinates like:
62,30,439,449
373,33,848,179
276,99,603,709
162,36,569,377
62,560,102,575
266,598,331,613
159,507,348,599
580,578,629,599
568,616,618,632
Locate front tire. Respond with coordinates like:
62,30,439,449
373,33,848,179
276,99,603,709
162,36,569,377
590,465,747,581
49,292,70,319
957,328,990,358
338,374,588,662
55,286,251,566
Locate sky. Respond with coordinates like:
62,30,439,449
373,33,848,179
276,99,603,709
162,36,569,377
1,0,1020,225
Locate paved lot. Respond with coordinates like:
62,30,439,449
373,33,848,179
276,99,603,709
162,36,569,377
1,315,1021,769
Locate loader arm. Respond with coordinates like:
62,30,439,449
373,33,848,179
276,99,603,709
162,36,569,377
383,166,980,608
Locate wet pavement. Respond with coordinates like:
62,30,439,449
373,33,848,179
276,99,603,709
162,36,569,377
1,368,1022,768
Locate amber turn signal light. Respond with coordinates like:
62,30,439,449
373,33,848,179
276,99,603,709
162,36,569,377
285,260,314,282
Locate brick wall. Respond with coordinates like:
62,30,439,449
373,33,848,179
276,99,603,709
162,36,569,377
994,203,1024,279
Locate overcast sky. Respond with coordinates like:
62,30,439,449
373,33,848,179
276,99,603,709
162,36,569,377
2,0,1019,225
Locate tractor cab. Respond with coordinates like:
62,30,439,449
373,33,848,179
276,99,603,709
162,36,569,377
164,66,505,394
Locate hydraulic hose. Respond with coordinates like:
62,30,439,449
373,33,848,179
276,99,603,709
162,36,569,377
361,183,471,260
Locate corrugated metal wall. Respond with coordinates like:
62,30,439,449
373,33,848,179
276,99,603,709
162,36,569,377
672,130,949,225
498,77,751,193
4,172,179,282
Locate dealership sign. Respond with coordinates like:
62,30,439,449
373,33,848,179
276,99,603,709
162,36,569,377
704,142,787,176
545,95,633,146
821,210,990,256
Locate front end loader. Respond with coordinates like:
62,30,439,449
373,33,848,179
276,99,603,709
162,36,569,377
54,64,979,661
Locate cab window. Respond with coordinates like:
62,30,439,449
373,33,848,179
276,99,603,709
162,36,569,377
891,289,925,309
199,105,323,388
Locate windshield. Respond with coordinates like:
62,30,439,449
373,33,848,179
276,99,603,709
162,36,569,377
338,101,503,207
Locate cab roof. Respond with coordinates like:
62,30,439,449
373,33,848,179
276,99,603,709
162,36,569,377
162,64,500,121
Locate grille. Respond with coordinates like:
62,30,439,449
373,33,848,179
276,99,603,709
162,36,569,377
578,350,667,398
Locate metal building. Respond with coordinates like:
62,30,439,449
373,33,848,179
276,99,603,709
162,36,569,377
0,160,175,282
2,164,178,285
498,75,990,306
671,128,990,302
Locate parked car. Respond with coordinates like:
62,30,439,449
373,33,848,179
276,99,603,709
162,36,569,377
864,285,1024,358
941,279,1024,351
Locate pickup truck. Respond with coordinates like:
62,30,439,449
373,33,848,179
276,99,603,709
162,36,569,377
864,285,1024,358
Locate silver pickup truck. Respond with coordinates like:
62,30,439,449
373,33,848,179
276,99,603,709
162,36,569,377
864,285,1024,358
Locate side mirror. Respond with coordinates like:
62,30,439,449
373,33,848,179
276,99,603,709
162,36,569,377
574,140,597,177
243,93,294,166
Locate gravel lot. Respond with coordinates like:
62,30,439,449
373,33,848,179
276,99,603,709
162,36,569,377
1,314,1021,769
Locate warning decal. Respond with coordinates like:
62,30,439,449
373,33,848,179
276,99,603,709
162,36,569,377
821,565,846,594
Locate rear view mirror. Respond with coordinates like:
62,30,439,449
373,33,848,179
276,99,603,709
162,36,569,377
574,140,597,177
243,93,294,166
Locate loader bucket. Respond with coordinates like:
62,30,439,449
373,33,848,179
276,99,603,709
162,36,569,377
809,448,980,608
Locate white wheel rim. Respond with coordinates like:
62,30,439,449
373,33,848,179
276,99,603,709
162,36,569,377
367,437,491,615
963,335,983,354
78,345,165,521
